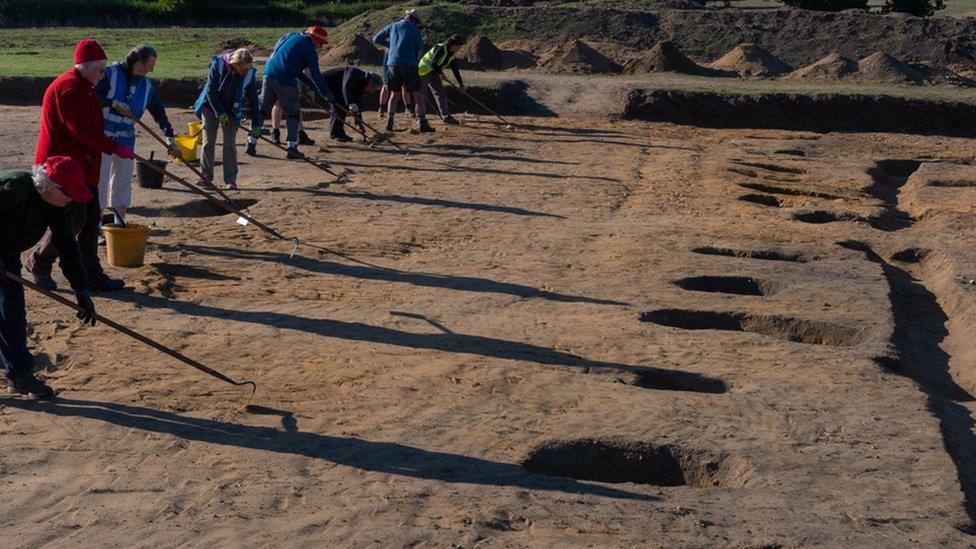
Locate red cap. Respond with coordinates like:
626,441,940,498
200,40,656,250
74,38,107,64
306,26,328,46
44,156,92,203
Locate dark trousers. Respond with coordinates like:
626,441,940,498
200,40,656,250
25,194,104,281
329,102,350,139
0,257,32,376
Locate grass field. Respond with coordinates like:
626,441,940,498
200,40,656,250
0,28,292,78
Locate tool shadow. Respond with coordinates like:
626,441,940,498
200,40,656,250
178,244,622,306
2,397,654,501
102,290,723,394
259,187,566,219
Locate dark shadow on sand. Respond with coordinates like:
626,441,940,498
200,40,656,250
179,244,617,305
2,397,653,501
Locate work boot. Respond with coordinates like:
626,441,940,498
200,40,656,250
443,116,459,125
385,116,395,132
245,142,257,157
31,271,57,291
7,369,56,400
88,273,125,292
271,128,281,144
332,134,352,143
298,130,316,146
377,107,386,118
286,146,303,160
418,120,436,133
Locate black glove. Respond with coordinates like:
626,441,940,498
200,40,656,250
75,290,96,326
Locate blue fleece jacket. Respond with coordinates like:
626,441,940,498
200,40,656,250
372,18,424,68
263,32,331,97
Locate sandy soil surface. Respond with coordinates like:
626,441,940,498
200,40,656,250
1,105,975,546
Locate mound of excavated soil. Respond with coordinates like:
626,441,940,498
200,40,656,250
784,53,858,81
458,35,504,70
320,33,383,66
624,41,705,75
709,43,790,77
215,37,270,57
538,39,620,74
856,51,923,84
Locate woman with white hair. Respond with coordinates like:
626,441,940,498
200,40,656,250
94,44,177,220
193,47,263,190
25,38,133,294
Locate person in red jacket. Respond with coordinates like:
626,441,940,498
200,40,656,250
25,38,133,292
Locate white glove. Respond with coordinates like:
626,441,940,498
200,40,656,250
348,103,360,114
167,137,180,158
112,100,133,118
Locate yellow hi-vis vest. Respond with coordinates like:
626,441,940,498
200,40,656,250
418,43,454,77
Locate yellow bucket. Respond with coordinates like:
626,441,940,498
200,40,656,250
187,121,202,138
174,134,199,162
102,223,150,268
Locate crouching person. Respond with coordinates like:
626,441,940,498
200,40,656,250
194,48,263,190
1,157,98,400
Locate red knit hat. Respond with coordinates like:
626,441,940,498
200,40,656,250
74,38,107,64
44,156,92,203
306,26,328,46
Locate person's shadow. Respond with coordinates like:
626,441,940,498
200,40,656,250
2,397,654,501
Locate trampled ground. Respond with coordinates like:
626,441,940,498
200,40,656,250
1,105,976,546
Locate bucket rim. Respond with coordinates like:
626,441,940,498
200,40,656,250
102,223,151,233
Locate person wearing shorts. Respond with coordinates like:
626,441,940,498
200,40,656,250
373,9,432,133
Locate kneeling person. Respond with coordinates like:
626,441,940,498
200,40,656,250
0,157,98,400
323,66,382,142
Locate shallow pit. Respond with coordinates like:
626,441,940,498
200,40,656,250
792,210,856,224
891,247,930,264
740,182,840,200
739,193,783,207
129,198,259,219
639,309,862,346
691,246,808,263
733,160,807,175
622,368,728,394
521,439,751,487
674,275,778,296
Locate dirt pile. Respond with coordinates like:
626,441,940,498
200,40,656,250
538,39,621,74
856,51,923,84
623,41,705,75
784,53,858,81
214,37,270,57
458,35,505,70
709,43,789,77
320,33,383,66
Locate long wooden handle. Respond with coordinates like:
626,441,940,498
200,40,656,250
132,153,286,241
7,271,256,393
133,117,242,208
